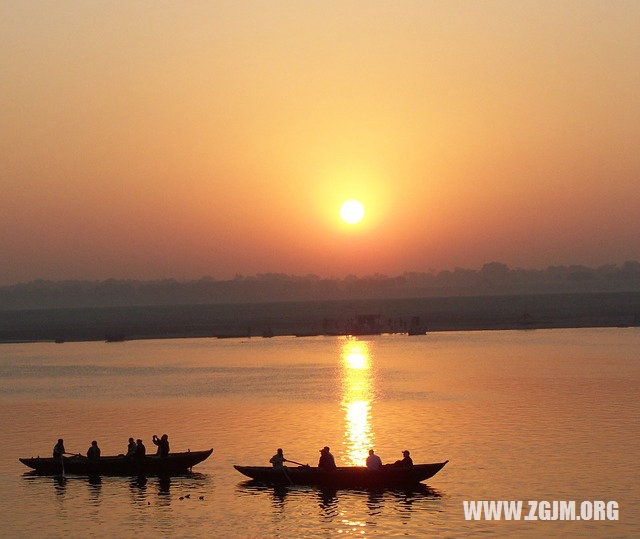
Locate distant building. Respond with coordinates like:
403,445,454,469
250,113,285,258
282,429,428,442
349,314,382,335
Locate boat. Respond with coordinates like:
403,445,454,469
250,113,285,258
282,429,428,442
407,316,428,335
233,461,448,488
104,333,126,342
19,449,213,476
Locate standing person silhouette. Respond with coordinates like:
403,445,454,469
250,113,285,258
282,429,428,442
53,438,65,475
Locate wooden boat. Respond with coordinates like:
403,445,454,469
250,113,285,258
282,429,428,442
233,461,448,488
19,449,213,476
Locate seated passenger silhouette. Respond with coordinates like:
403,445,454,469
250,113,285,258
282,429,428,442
393,450,413,467
366,449,382,470
126,437,137,457
270,448,287,468
318,446,337,470
135,439,146,459
87,440,101,461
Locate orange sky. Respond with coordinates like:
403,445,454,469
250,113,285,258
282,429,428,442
1,1,639,284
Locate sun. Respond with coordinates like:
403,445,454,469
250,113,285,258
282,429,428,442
340,199,365,224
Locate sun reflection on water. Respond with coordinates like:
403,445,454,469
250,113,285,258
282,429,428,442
340,338,375,466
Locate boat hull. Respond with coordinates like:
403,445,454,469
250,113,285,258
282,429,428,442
19,449,213,476
233,461,448,488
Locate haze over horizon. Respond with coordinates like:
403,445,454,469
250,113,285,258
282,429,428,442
2,258,640,287
2,1,639,286
3,260,640,313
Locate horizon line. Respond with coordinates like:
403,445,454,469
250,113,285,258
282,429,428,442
3,259,640,288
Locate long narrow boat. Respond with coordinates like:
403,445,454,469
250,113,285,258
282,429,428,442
19,449,213,476
233,461,448,489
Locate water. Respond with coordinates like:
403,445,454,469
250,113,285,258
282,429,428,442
1,328,638,537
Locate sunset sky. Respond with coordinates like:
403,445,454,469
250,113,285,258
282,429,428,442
2,1,639,284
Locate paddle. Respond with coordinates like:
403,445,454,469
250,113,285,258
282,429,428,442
281,466,294,485
280,457,310,484
58,451,83,475
284,459,309,467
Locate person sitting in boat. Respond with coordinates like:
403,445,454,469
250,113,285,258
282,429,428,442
393,450,413,467
87,440,101,461
126,437,137,457
135,438,146,459
269,448,287,468
318,446,337,470
152,434,170,457
366,449,383,470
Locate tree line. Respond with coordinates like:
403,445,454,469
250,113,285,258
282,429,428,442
2,261,640,310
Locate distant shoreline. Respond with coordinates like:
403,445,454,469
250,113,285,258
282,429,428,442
1,322,638,346
1,291,638,344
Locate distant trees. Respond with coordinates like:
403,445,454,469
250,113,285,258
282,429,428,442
1,261,640,311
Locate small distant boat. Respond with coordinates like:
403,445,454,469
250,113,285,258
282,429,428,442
517,312,535,327
19,449,213,476
233,462,448,488
407,328,428,336
407,316,428,335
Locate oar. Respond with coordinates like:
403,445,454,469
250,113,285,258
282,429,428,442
58,452,82,475
52,451,75,475
284,459,309,467
281,466,294,486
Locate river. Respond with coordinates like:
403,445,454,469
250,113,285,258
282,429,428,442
1,328,638,536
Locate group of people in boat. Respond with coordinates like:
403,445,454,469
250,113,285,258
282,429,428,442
53,434,170,461
53,437,412,471
125,434,170,458
269,447,413,470
368,449,413,468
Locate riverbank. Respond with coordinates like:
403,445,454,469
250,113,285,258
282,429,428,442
1,291,639,343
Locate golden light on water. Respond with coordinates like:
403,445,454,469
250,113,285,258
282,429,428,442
345,349,367,370
340,338,374,466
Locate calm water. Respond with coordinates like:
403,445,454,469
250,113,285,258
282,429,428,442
1,329,638,537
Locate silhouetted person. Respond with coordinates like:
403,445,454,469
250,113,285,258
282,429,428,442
318,446,336,470
53,439,65,459
135,439,146,460
152,434,170,457
270,448,287,468
126,437,137,457
87,440,101,461
394,450,413,467
53,438,65,474
366,449,382,470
